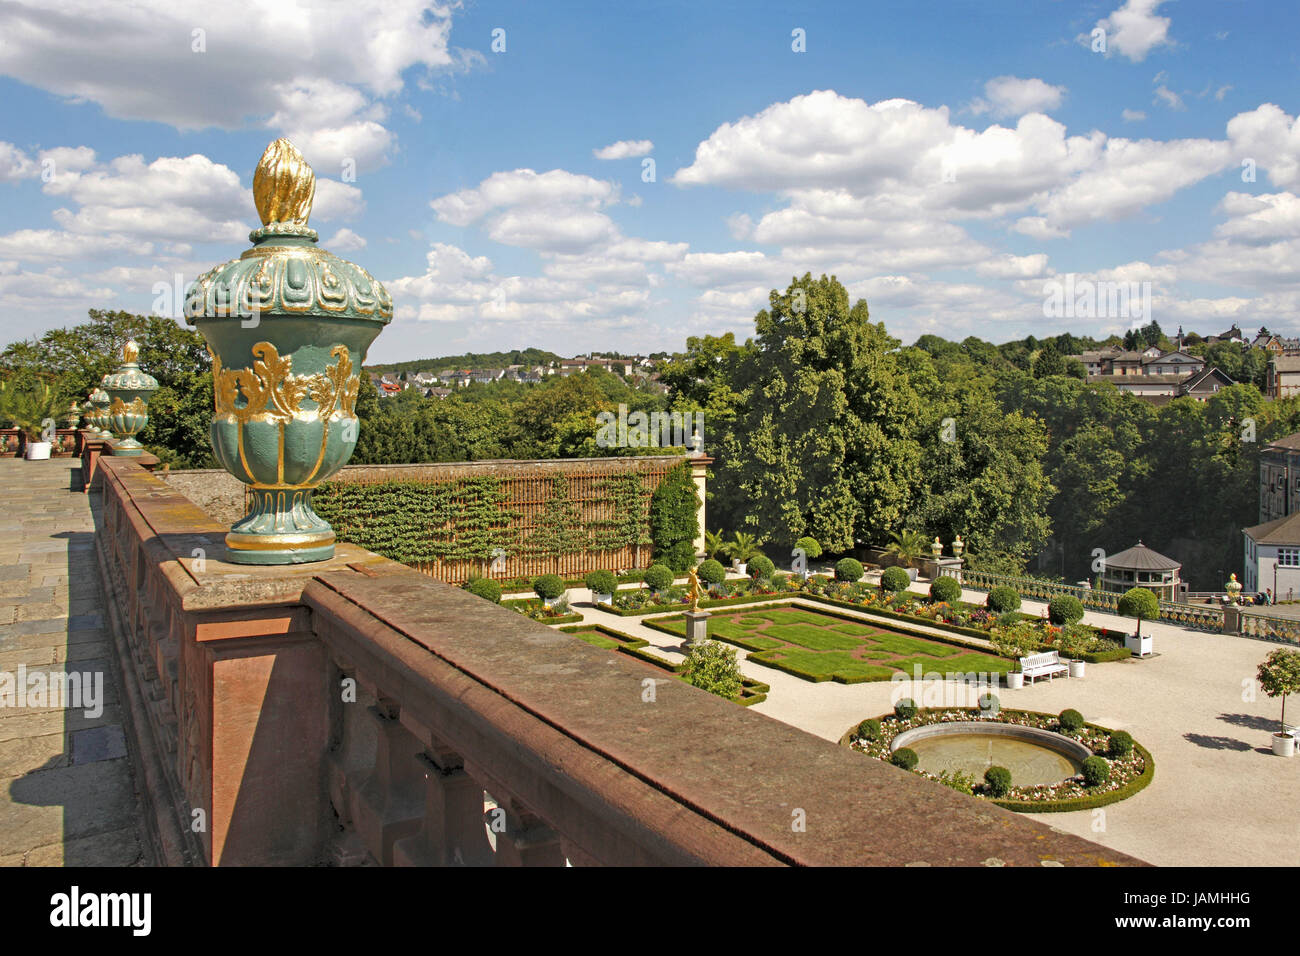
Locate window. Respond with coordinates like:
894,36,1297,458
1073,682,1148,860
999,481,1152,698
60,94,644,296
1279,549,1300,567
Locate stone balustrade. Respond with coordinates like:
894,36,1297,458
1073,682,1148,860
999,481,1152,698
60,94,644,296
90,455,1142,866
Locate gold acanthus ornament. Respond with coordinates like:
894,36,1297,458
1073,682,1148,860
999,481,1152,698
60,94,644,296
108,397,147,417
212,342,358,423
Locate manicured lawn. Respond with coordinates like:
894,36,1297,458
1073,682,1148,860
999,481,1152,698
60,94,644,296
646,604,1009,684
573,630,620,650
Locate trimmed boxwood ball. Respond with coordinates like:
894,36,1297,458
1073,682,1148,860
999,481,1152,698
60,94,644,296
835,557,865,582
533,574,565,601
1058,708,1085,732
465,577,502,604
643,563,674,591
880,566,911,592
696,559,726,585
1048,595,1085,625
1082,755,1111,787
857,718,882,740
1108,730,1135,758
987,585,1022,613
890,747,918,770
794,536,822,559
984,765,1012,797
584,570,617,597
748,554,775,579
929,576,962,604
894,698,917,720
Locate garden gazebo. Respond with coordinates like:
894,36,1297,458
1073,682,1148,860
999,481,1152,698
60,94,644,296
1101,541,1182,601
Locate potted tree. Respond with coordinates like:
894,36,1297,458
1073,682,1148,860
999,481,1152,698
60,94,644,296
696,558,727,595
885,529,926,581
1117,587,1159,657
723,531,761,576
0,376,65,461
793,536,822,578
1257,648,1300,757
994,623,1040,689
584,569,617,606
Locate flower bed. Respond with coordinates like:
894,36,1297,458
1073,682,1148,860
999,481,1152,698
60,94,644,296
845,707,1153,812
501,597,584,625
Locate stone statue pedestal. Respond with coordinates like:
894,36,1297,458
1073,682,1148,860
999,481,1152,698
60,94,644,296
684,610,710,646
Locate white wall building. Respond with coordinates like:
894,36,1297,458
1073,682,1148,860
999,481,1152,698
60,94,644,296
1242,512,1300,601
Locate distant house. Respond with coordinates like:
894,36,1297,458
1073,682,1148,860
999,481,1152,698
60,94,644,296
424,387,453,400
1178,366,1235,401
1268,355,1300,399
1143,350,1204,376
1207,323,1246,345
1257,431,1300,524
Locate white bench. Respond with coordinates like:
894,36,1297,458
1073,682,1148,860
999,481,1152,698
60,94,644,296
1020,651,1069,683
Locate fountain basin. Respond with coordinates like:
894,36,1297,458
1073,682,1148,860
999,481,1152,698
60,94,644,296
892,721,1091,787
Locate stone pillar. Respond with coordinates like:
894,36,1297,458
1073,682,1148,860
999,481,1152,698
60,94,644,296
690,455,712,558
684,610,709,646
392,742,495,867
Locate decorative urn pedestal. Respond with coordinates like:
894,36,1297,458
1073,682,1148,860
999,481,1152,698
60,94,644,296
99,341,158,456
185,138,392,565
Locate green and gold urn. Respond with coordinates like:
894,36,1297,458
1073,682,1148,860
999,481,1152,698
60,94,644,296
87,388,112,439
184,138,392,564
100,341,159,456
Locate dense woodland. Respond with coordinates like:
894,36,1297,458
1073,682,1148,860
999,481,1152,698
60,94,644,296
4,283,1297,589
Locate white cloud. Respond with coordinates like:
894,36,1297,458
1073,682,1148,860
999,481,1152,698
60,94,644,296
0,142,36,182
1213,192,1300,243
1122,109,1147,123
970,76,1065,118
975,253,1050,279
1227,104,1300,188
0,1,476,171
324,228,367,252
1154,85,1185,111
1086,0,1174,62
593,139,653,160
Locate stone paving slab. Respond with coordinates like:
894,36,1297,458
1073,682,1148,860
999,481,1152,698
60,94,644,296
0,458,144,866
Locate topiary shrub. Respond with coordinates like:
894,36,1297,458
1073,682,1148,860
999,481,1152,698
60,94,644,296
465,577,502,604
681,639,742,701
984,765,1012,797
748,554,775,579
584,570,617,597
987,585,1021,613
533,574,565,601
835,557,865,582
1081,755,1110,787
890,747,918,770
643,563,674,591
794,536,822,560
1047,594,1085,626
1107,730,1134,758
894,698,917,720
660,539,698,574
856,718,882,741
880,566,911,592
929,576,962,604
1058,708,1085,732
696,559,726,586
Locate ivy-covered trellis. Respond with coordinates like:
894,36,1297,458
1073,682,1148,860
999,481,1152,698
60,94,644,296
306,457,690,583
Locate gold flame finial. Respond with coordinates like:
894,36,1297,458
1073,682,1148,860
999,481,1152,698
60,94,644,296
123,339,139,364
253,138,316,226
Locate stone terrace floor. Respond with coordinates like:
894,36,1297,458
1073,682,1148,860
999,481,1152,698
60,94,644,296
0,458,143,866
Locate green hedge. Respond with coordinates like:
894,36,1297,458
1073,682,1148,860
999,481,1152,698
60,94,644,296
603,590,790,617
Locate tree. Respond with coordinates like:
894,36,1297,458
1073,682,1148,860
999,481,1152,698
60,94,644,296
592,472,652,566
1257,648,1300,735
1117,587,1160,638
1032,342,1066,378
649,462,700,564
884,529,927,569
711,273,922,551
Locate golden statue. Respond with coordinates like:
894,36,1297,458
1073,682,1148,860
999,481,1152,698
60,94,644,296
687,565,702,611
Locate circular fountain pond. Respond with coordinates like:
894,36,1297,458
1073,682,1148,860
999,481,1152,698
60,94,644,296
891,722,1091,787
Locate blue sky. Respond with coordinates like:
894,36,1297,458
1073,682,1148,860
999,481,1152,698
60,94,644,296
1,0,1298,363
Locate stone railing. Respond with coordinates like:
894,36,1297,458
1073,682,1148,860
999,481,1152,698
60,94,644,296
90,456,1141,866
961,569,1224,632
1239,612,1300,646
